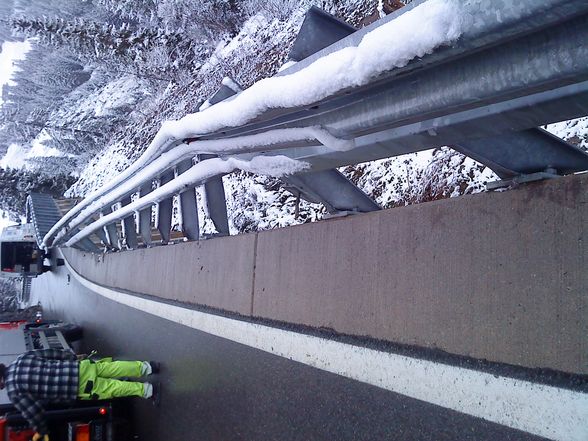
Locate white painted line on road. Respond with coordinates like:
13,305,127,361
65,260,587,441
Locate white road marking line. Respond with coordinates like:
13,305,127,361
65,260,587,441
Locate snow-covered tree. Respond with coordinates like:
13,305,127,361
157,0,245,41
94,0,158,26
0,167,76,219
11,16,199,78
4,0,565,239
0,279,19,313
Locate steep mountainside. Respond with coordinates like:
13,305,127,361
0,0,586,232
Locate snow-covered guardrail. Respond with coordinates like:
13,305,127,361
44,0,588,251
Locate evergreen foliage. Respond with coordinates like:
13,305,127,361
0,0,582,236
0,167,75,219
10,15,198,76
0,278,19,313
0,45,98,156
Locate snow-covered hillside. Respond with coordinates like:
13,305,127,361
1,0,587,234
64,6,587,235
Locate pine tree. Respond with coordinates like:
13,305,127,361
11,16,197,77
0,279,19,313
95,0,158,26
157,0,246,41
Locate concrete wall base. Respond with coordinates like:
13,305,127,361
64,173,587,375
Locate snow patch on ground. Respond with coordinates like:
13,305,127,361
0,133,69,170
340,148,497,209
0,212,18,230
29,131,69,158
545,117,588,151
0,144,27,169
65,141,132,197
224,171,324,234
60,1,588,241
51,73,151,125
0,40,32,106
218,14,269,60
93,75,147,117
165,0,465,140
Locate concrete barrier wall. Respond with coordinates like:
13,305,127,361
64,233,256,315
64,173,587,374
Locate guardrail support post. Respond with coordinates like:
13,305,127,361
177,159,200,240
138,183,153,246
199,154,230,236
288,6,356,62
282,169,379,213
79,237,100,253
102,208,120,250
453,128,588,178
157,170,174,244
121,196,138,249
93,225,108,247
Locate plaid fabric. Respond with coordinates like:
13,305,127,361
6,349,79,435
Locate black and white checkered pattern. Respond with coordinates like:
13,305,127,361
6,349,79,435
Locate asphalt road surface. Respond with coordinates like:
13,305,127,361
30,265,548,441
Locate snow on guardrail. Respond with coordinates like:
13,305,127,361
64,155,308,247
49,126,353,248
43,0,466,249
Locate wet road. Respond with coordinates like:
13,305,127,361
31,266,547,441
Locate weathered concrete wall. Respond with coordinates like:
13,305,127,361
65,173,587,374
64,233,256,315
253,174,587,374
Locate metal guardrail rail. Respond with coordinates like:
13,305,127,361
26,194,66,248
43,0,588,252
